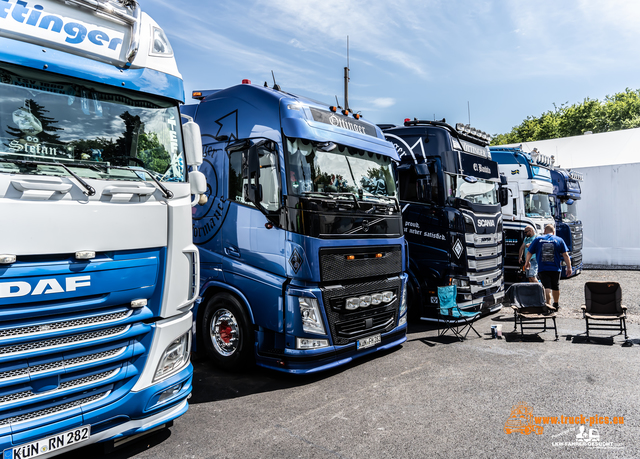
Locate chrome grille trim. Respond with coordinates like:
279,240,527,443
0,310,132,340
0,391,109,427
0,326,130,357
0,369,118,406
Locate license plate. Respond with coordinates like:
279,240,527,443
5,425,91,459
357,334,381,350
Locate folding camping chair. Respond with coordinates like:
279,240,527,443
437,285,481,341
508,282,558,341
581,282,628,340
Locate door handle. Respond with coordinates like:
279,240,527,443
225,246,240,258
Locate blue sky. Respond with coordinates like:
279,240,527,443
145,0,640,137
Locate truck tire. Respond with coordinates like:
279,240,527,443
201,292,252,371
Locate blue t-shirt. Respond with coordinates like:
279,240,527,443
528,234,568,272
523,235,536,261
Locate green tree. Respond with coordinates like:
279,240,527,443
491,88,640,145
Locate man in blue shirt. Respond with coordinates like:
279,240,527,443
524,224,572,309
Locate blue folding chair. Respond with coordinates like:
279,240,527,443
437,285,481,340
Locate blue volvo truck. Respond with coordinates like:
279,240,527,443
490,146,555,284
0,0,206,456
182,81,408,374
550,166,583,278
382,120,507,319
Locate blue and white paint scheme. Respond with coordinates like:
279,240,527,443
0,0,204,456
490,145,555,283
185,82,407,374
550,167,584,278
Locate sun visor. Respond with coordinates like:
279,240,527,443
280,102,398,161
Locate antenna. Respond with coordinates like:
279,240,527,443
271,70,281,91
467,101,470,125
344,36,350,111
335,95,343,109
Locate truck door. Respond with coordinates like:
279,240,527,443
223,141,286,331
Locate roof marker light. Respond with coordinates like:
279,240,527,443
242,79,251,84
329,106,338,113
192,91,203,99
75,251,95,260
404,118,411,123
353,113,361,120
342,109,350,116
0,255,16,264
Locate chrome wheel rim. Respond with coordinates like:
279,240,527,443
210,308,240,357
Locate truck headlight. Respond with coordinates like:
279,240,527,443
399,286,407,317
153,332,190,382
299,297,326,335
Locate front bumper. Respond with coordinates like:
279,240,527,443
255,326,407,374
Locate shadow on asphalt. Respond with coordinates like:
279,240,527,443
189,343,404,405
59,426,173,459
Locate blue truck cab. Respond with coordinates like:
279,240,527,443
490,146,555,283
550,167,584,277
382,120,507,319
183,82,408,374
0,0,204,456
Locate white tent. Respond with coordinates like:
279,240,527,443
499,128,640,267
501,127,640,169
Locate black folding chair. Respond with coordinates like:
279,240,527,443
582,282,628,340
508,283,558,341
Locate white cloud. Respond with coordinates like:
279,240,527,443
371,97,396,108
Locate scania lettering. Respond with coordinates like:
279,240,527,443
550,166,584,278
490,146,555,283
382,120,507,319
183,82,408,373
0,0,206,456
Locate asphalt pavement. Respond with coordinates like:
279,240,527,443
61,269,640,459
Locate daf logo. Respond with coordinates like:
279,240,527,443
0,276,91,299
477,219,495,228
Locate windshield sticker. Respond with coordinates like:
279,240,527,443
0,0,125,61
309,107,377,137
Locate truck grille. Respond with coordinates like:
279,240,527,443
0,248,162,433
319,245,402,282
570,251,583,266
321,277,401,345
0,391,109,427
0,310,131,339
470,257,502,271
570,224,583,251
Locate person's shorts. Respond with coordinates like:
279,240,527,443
525,258,538,278
538,270,561,291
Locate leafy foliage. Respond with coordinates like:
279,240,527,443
491,88,640,145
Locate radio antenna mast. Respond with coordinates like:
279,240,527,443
344,36,350,111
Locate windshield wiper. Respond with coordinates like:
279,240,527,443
302,191,360,209
0,157,96,196
106,165,173,199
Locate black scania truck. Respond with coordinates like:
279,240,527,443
382,120,508,319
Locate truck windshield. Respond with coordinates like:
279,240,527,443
524,192,552,218
560,200,579,222
445,174,498,206
0,64,185,182
284,137,396,200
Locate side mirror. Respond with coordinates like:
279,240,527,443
243,145,262,204
416,177,432,202
499,187,509,207
182,120,203,167
414,163,429,178
189,170,207,206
